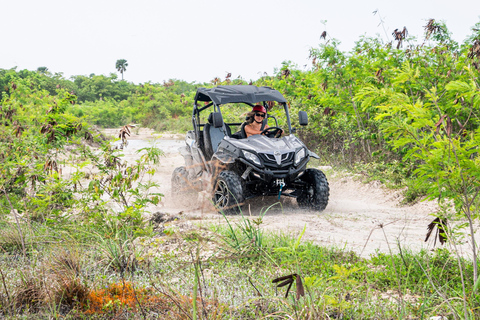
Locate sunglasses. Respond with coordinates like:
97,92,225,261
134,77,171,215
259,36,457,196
255,113,266,118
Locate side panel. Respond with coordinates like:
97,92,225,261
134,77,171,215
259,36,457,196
185,130,208,176
213,139,242,164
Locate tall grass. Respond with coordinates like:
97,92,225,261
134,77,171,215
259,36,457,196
218,203,279,253
0,206,477,318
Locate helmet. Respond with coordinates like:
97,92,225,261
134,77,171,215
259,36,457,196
252,105,266,113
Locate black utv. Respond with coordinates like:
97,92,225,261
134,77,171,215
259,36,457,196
171,85,329,214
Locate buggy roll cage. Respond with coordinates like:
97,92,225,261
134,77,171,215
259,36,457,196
191,85,292,138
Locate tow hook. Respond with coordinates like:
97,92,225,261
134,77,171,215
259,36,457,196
276,179,286,199
241,167,252,180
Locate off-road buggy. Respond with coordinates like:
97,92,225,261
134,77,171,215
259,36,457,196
171,85,329,214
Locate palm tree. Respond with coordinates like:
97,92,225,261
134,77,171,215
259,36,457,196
115,59,128,80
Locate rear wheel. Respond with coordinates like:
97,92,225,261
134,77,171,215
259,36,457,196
297,168,329,211
172,166,188,191
171,166,195,204
212,170,244,214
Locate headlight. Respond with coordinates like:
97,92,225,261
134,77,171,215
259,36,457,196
294,148,306,165
243,151,261,166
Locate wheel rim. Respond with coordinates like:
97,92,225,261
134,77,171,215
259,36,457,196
214,180,229,208
299,182,314,204
174,176,180,187
173,174,185,191
306,185,314,199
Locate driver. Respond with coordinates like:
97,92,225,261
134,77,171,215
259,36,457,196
244,105,269,138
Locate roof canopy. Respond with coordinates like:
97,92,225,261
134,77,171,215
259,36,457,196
195,85,287,105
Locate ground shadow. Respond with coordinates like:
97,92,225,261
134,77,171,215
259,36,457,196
240,196,318,216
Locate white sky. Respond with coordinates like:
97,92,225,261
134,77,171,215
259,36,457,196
1,0,479,84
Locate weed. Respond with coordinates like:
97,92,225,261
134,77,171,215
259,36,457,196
218,203,277,254
97,229,140,275
83,281,165,316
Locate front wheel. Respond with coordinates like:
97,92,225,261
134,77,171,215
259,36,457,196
297,168,329,211
212,170,244,214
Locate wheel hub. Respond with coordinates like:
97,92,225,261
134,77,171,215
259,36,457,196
214,180,229,208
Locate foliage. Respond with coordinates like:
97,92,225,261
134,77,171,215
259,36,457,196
66,78,198,129
354,44,480,289
0,68,76,102
0,78,83,215
71,73,136,102
0,73,163,235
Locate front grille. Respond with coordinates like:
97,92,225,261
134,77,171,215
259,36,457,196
258,152,294,168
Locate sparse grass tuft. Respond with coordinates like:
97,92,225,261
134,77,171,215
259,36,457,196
49,245,83,276
14,275,45,313
54,277,89,311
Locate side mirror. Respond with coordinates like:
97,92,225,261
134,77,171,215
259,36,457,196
298,111,308,126
211,112,224,128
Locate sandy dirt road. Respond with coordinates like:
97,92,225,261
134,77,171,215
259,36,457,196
107,128,449,258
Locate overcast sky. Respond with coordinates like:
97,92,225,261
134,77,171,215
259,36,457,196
1,0,479,84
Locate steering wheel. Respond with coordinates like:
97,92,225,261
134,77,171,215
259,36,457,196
261,127,283,138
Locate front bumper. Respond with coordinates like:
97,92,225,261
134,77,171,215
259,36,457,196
237,155,309,183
